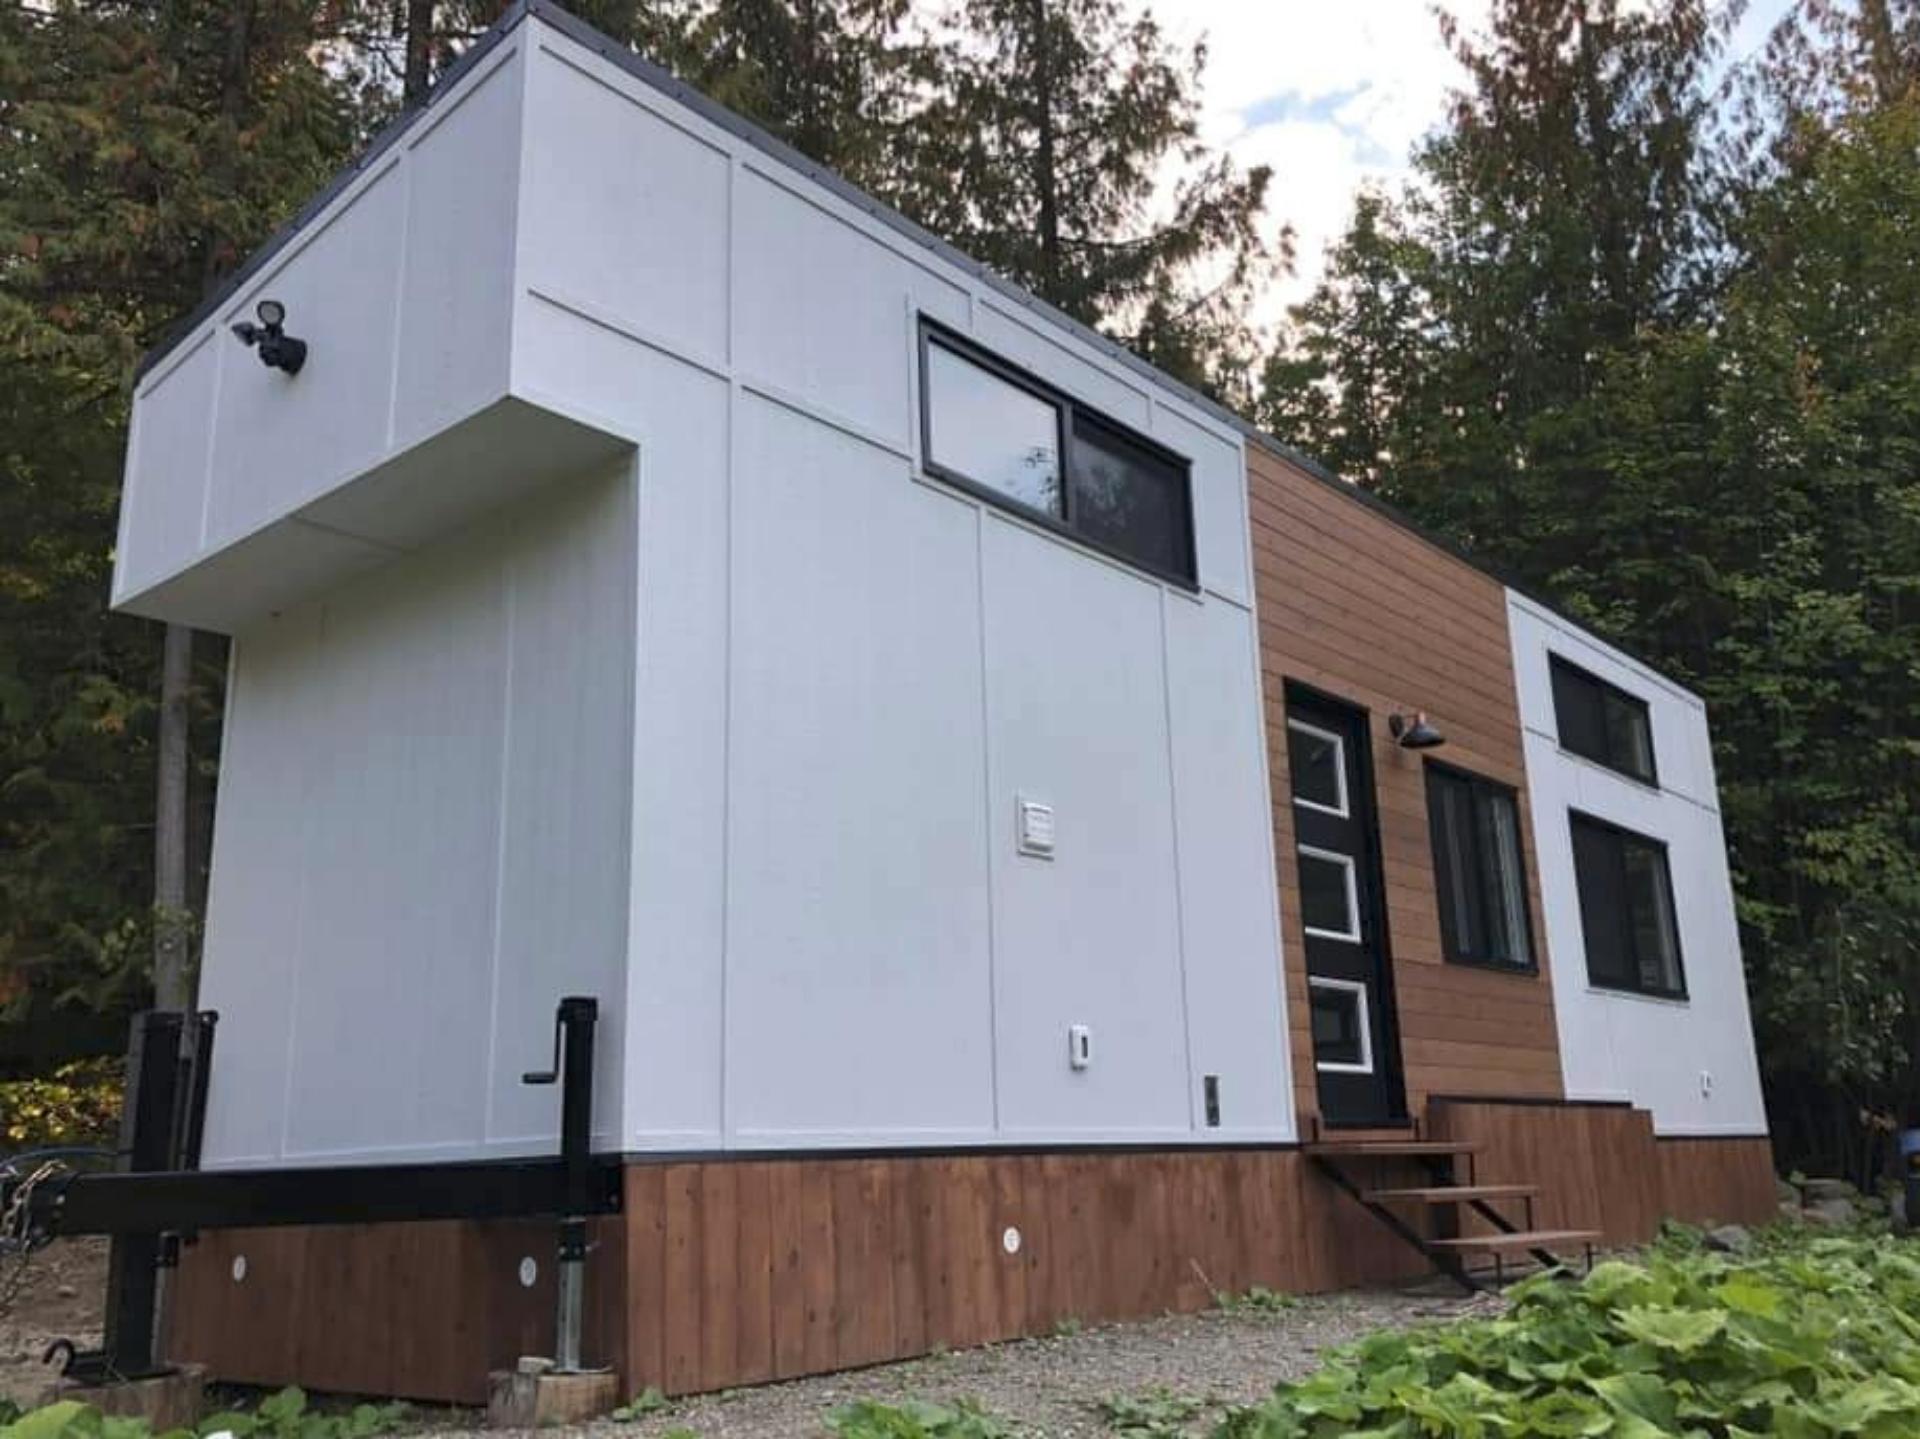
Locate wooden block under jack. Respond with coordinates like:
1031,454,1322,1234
486,1360,620,1428
38,1364,207,1431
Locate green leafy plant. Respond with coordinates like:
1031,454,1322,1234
0,1060,122,1151
1213,1285,1295,1315
609,1386,671,1422
1216,1225,1920,1438
1049,1315,1083,1338
826,1397,1018,1439
1096,1387,1207,1435
0,1387,405,1439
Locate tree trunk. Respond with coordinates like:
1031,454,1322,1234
405,0,435,106
152,624,193,1011
1031,0,1060,301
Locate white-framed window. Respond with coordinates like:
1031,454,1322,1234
1297,845,1361,942
1286,718,1349,817
1309,977,1374,1073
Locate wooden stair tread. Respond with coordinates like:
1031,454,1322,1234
1363,1183,1538,1203
1428,1229,1601,1253
1306,1140,1478,1158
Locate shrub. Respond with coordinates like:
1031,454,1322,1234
1218,1224,1920,1437
0,1059,122,1152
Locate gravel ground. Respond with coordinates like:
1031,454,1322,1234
0,1237,107,1408
5,1241,1503,1436
431,1285,1505,1439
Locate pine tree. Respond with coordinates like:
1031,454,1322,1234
895,0,1281,397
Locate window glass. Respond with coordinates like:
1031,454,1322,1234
1550,656,1656,784
1426,766,1533,969
1309,983,1368,1069
920,324,1196,585
1286,721,1346,815
1298,849,1357,939
924,342,1062,515
1570,813,1686,998
1067,415,1192,581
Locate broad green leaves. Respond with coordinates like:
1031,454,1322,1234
1223,1227,1920,1439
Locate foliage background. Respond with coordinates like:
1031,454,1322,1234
1,0,1915,1176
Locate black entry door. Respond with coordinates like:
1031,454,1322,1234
1285,688,1407,1127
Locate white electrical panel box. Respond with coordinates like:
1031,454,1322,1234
1017,796,1056,858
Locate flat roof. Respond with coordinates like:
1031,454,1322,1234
130,0,1692,698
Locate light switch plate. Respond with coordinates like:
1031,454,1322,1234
1068,1023,1092,1070
1017,796,1056,858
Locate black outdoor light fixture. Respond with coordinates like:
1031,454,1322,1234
230,298,307,375
1389,710,1447,749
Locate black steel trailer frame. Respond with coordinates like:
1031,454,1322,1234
6,996,619,1387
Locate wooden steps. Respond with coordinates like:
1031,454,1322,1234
1306,1133,1594,1292
1363,1183,1537,1204
1428,1228,1601,1255
1305,1140,1478,1159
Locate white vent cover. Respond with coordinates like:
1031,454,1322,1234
1017,796,1056,858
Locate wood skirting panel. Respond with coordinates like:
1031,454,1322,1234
1656,1137,1780,1228
163,1130,1777,1403
166,1216,626,1405
1245,447,1564,1126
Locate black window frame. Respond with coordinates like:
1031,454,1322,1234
1423,760,1538,975
917,319,1198,590
1549,655,1658,786
1568,810,1688,1001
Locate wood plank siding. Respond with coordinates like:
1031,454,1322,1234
169,1133,1777,1403
1246,444,1564,1126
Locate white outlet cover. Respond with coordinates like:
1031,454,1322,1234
1002,1226,1022,1255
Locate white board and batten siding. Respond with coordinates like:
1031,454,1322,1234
130,8,1296,1165
1507,592,1767,1137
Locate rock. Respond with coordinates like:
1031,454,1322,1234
1805,1196,1858,1226
1704,1224,1753,1254
1800,1178,1859,1203
1779,1200,1805,1222
1777,1179,1801,1205
55,1284,77,1299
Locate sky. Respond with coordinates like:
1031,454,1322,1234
1152,0,1800,330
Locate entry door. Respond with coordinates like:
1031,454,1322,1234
1285,689,1407,1127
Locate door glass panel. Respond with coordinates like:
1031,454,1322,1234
1309,981,1370,1070
1298,848,1358,939
924,342,1063,515
1287,721,1346,815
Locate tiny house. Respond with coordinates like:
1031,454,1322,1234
113,0,1773,1402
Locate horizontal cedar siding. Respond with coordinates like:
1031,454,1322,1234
1245,446,1564,1126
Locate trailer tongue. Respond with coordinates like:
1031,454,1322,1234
3,996,617,1392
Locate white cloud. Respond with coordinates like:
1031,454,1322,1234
1146,0,1491,328
1146,0,1797,335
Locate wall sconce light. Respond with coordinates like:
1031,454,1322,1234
1389,711,1447,749
230,299,307,376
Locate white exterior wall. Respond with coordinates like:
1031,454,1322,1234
115,37,529,621
1508,593,1767,1136
135,8,1295,1164
509,21,1291,1150
198,466,637,1166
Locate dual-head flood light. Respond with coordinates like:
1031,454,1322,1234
230,298,307,376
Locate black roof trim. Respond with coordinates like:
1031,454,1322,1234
130,0,1692,696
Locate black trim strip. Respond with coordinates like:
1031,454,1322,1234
126,0,1705,700
35,1155,624,1237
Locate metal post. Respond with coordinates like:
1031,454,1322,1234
522,996,598,1374
99,1012,186,1379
